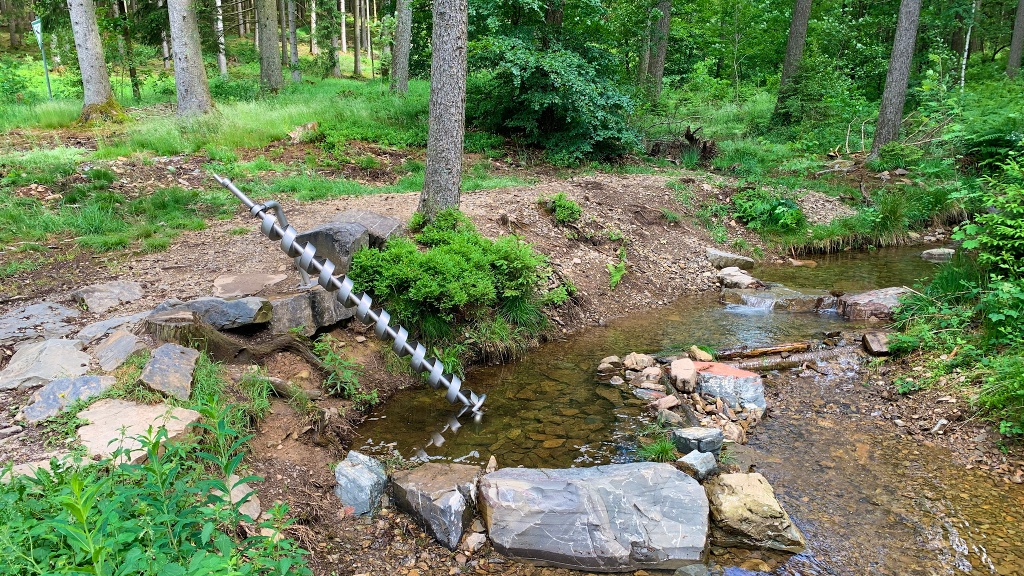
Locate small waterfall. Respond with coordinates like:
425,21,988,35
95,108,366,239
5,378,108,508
739,294,777,311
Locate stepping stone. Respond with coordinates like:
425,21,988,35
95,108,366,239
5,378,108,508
706,247,755,270
140,343,200,401
671,427,724,456
0,339,90,390
76,399,201,463
93,330,143,372
333,209,404,249
154,297,272,330
0,302,79,346
19,375,117,422
71,280,144,314
392,463,480,551
334,451,387,516
678,450,718,481
921,248,955,262
837,287,912,321
212,273,288,298
77,311,151,344
695,362,765,411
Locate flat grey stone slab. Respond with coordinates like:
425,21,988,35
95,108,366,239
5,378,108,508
156,297,272,330
0,302,79,346
295,221,369,274
20,375,117,422
678,450,718,481
334,451,387,516
921,248,955,262
671,427,724,456
392,463,480,550
93,330,143,372
334,209,404,249
0,339,90,390
77,312,150,344
706,248,755,271
212,273,288,298
76,399,201,463
140,343,200,401
71,280,144,314
837,287,912,321
695,363,765,411
862,332,890,356
479,463,709,571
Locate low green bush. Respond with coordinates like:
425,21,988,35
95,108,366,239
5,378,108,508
732,189,805,232
540,192,582,225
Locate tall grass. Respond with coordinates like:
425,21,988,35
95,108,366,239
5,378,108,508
0,100,81,131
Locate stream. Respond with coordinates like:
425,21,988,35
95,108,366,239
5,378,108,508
357,246,1024,575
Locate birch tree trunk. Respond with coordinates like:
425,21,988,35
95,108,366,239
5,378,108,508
237,0,245,36
167,0,215,116
420,0,467,220
959,0,980,90
868,0,922,161
772,0,813,122
257,0,283,90
353,0,362,76
390,0,411,93
647,0,671,98
1008,0,1024,78
215,0,228,75
288,0,300,81
310,0,318,54
340,0,347,51
67,0,123,121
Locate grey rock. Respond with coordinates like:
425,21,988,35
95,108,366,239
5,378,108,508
930,418,950,434
633,388,666,402
462,532,487,553
0,339,90,390
93,330,143,372
270,289,354,336
658,409,687,427
675,564,710,576
333,451,387,516
837,287,912,321
479,463,709,571
0,425,23,440
0,302,79,346
706,248,755,271
20,375,116,422
706,473,806,553
212,273,288,298
671,358,697,392
862,332,890,356
672,427,724,456
77,399,201,463
71,280,144,314
159,297,272,330
391,463,480,550
140,343,200,401
716,267,759,289
77,311,151,344
295,221,369,275
678,450,718,481
922,248,955,262
334,209,404,249
696,363,765,411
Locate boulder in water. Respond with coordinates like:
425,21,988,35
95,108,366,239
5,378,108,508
921,248,955,262
837,287,911,321
695,362,766,411
705,473,806,553
716,267,759,289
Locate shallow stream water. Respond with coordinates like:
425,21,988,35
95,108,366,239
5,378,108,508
357,246,1024,575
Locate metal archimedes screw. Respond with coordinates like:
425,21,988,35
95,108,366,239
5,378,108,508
214,174,485,417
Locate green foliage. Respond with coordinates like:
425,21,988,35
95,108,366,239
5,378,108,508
954,160,1024,276
636,436,677,463
977,354,1024,437
312,336,377,410
732,189,805,232
607,260,626,290
867,142,925,172
540,192,582,225
660,208,681,224
950,81,1024,166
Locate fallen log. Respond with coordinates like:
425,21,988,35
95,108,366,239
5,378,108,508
726,346,861,372
716,342,813,360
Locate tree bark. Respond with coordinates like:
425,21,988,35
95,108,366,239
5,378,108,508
340,0,347,51
960,0,980,90
215,0,228,75
159,0,172,69
420,0,467,220
310,0,319,54
257,0,283,90
390,0,411,93
353,0,362,75
237,0,246,35
278,0,287,66
66,0,123,121
1009,0,1024,78
868,0,922,161
288,0,300,81
647,0,671,98
167,0,215,116
772,0,813,122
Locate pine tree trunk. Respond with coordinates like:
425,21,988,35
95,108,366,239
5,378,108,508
773,0,813,122
237,0,245,36
340,0,346,51
390,0,411,93
868,0,922,161
215,0,228,75
420,0,467,220
288,0,300,81
310,0,318,54
353,0,362,76
1008,0,1024,78
67,0,123,121
647,0,671,99
159,0,172,69
167,0,215,115
279,0,288,66
257,0,283,90
331,35,341,75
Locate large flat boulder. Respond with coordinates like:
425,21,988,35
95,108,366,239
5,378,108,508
706,248,754,271
270,288,355,336
716,267,759,289
333,209,404,249
836,287,911,321
93,330,143,372
295,221,369,274
392,463,480,550
0,339,90,390
77,311,150,344
140,343,200,401
0,302,79,346
76,399,201,463
71,280,144,314
479,463,708,572
705,473,806,553
695,362,765,411
20,375,116,422
333,451,387,516
212,273,288,298
155,297,272,330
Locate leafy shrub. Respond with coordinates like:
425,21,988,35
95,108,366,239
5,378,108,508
954,160,1024,276
868,142,925,171
979,278,1024,346
540,192,582,225
732,189,805,232
208,76,261,102
313,335,378,409
950,81,1024,166
0,58,30,104
976,353,1024,436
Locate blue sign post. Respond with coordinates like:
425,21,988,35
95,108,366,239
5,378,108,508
30,18,53,100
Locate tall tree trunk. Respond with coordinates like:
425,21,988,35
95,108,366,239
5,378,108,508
288,0,300,81
868,0,922,161
257,0,283,90
390,0,411,93
279,0,287,66
1008,0,1024,78
361,0,369,55
67,0,123,121
773,0,813,122
237,0,245,35
647,0,671,98
340,0,346,51
167,0,215,115
159,0,172,69
310,0,318,54
119,0,142,99
960,0,980,90
353,0,362,75
331,35,341,75
420,0,467,220
215,0,228,75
